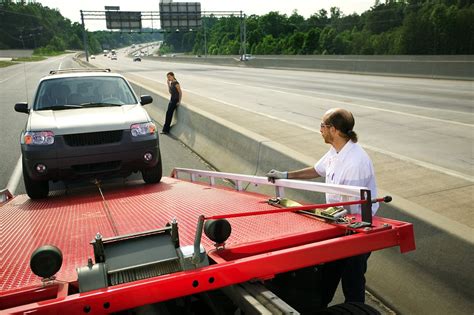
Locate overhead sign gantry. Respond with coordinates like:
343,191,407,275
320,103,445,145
159,1,202,31
80,1,247,61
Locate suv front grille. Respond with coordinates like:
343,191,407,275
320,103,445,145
64,131,123,146
71,161,121,174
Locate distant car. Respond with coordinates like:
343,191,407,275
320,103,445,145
90,55,96,59
111,55,117,60
241,54,255,61
133,56,141,62
14,68,161,199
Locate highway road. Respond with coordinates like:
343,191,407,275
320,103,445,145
93,49,473,180
0,54,214,194
1,53,471,314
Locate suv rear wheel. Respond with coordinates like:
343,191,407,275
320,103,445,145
23,161,49,199
141,155,162,184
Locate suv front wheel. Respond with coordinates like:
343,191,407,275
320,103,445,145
22,160,49,199
141,155,162,184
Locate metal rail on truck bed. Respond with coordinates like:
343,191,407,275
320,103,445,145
0,168,415,314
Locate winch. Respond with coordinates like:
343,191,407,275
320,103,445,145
76,220,208,293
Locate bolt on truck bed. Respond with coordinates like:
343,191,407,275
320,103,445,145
0,168,415,314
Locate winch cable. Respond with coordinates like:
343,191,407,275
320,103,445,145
94,179,119,236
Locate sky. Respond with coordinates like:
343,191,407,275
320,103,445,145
36,0,376,31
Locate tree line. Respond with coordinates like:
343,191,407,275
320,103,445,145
0,2,162,55
164,0,473,55
1,1,472,56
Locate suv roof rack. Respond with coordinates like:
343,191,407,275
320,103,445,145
49,68,111,75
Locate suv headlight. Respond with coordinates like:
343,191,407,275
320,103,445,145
130,122,156,137
22,131,55,145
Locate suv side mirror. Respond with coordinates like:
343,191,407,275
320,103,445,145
15,102,29,113
140,95,153,106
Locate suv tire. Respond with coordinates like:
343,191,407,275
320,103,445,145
142,155,162,184
23,160,49,199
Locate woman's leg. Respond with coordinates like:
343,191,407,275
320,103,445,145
162,101,177,133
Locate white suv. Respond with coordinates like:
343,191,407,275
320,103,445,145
15,69,162,199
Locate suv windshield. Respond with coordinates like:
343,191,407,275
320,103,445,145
33,76,138,110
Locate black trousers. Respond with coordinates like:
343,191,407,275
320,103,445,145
321,252,371,307
163,100,178,133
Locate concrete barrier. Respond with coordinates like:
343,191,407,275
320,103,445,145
128,80,474,315
150,54,474,80
0,49,34,58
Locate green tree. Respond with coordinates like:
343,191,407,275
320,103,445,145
164,1,474,56
319,26,337,54
287,32,305,54
302,28,321,54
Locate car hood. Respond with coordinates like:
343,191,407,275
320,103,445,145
28,105,150,135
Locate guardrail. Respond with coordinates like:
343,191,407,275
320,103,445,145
171,167,367,198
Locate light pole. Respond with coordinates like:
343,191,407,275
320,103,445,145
29,34,36,49
238,12,247,60
19,35,25,50
203,17,207,57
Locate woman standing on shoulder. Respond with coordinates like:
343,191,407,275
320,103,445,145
161,71,182,134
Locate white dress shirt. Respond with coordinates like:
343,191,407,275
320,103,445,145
314,140,378,215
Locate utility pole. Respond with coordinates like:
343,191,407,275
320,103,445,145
239,11,247,60
240,11,243,60
19,35,25,49
243,13,246,57
80,10,89,62
203,17,207,57
29,34,36,49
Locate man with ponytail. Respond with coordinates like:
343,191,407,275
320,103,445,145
266,108,378,308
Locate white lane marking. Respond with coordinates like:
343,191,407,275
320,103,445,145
1,54,66,84
126,74,170,98
216,80,473,126
152,64,472,115
0,72,20,84
6,157,23,195
204,95,474,182
123,73,474,181
58,60,63,70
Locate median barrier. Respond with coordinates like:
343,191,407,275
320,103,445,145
150,54,474,80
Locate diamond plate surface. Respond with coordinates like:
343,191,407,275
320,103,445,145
0,177,337,293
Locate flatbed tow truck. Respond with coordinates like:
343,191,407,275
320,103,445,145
0,168,415,314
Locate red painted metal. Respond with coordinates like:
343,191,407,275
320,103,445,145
0,177,415,314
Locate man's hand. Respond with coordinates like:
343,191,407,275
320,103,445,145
266,169,288,183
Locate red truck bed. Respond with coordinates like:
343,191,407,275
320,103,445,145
0,171,415,314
